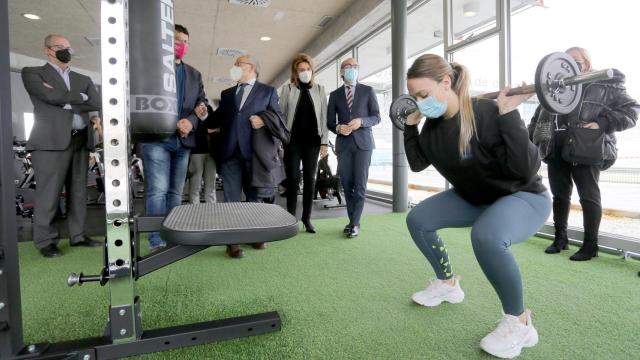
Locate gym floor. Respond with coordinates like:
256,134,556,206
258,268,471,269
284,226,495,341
17,206,640,359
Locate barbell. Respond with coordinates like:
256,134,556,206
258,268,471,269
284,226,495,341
389,52,614,131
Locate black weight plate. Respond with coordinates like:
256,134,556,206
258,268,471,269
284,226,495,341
535,52,582,114
389,94,418,131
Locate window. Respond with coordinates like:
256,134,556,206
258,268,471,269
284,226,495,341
23,112,34,140
315,61,339,96
511,0,640,237
451,0,496,45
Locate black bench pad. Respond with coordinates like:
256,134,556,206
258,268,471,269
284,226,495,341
160,203,298,246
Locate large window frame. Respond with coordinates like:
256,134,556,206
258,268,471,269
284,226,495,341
313,0,640,253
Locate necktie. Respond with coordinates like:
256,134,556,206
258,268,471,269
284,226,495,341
346,86,353,112
235,83,246,109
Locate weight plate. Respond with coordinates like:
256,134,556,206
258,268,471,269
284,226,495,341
535,52,582,114
389,94,418,131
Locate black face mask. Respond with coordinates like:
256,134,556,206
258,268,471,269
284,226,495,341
54,48,71,63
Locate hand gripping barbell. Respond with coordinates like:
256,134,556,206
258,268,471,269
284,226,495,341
389,52,614,131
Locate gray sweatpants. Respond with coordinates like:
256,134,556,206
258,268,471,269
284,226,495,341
406,189,551,315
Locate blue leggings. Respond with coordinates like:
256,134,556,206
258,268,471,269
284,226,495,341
406,189,551,316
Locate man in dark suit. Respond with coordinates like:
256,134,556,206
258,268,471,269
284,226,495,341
327,58,381,238
21,34,102,257
140,24,207,250
207,54,283,258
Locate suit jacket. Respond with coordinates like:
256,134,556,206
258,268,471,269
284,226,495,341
327,83,381,152
207,81,282,162
21,63,101,151
175,62,206,148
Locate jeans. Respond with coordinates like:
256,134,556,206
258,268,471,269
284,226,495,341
187,153,217,204
141,135,191,248
406,189,551,316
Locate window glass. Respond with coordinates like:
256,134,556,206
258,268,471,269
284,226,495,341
511,0,640,236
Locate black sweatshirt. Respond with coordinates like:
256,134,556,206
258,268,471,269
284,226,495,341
404,99,546,205
290,83,320,146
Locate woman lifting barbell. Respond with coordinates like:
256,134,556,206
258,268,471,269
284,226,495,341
403,53,551,359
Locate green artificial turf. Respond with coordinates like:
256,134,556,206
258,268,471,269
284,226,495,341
18,213,640,359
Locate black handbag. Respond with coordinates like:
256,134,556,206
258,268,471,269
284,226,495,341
561,126,605,166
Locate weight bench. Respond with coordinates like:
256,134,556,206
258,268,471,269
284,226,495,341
30,203,298,359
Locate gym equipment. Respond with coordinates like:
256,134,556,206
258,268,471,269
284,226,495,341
0,1,298,359
389,52,614,131
129,0,179,142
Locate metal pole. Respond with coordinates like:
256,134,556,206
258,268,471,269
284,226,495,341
0,0,25,356
498,0,511,89
391,0,408,212
101,0,141,343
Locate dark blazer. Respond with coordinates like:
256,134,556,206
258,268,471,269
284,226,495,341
176,62,206,148
207,81,282,162
251,110,290,188
327,83,381,152
21,63,101,151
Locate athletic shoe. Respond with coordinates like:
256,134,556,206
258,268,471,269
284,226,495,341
411,276,464,307
480,310,538,358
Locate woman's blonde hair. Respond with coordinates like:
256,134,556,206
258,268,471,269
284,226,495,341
565,46,593,72
290,53,315,87
407,54,475,157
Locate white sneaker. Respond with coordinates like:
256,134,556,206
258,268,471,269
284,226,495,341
480,310,539,359
411,276,464,307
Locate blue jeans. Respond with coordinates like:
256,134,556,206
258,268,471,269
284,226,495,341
141,135,191,248
406,189,551,316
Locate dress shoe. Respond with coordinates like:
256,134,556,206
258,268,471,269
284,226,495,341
251,242,266,250
348,225,360,238
302,219,316,234
70,236,102,247
343,224,352,235
226,244,245,258
40,244,62,258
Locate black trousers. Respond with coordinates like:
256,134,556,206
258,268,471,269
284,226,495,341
284,143,320,220
546,155,602,242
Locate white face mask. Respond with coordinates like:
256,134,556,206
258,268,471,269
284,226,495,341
229,66,244,82
298,70,312,84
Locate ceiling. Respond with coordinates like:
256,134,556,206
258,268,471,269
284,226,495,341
8,0,354,99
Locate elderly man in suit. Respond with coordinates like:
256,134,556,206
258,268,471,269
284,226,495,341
327,58,381,238
140,24,207,251
207,54,283,258
21,34,102,257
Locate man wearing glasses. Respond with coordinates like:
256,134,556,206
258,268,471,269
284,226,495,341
206,54,283,258
21,34,102,257
327,58,381,238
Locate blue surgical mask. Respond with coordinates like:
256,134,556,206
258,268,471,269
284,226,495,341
344,68,358,83
417,96,447,119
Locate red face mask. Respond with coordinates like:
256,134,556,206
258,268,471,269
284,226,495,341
175,42,189,59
